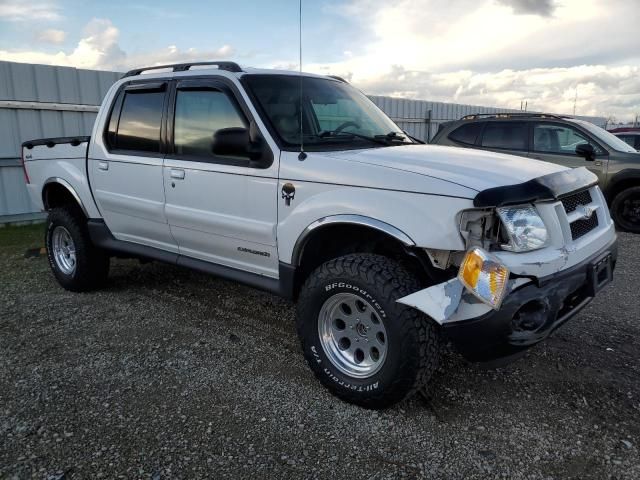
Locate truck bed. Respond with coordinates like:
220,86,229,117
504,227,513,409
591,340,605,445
22,136,99,218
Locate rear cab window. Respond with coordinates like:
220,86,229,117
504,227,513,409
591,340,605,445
105,82,167,154
480,121,527,151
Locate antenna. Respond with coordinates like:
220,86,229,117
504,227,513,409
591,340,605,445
298,0,307,161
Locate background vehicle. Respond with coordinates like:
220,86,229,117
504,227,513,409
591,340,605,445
431,113,640,232
612,131,640,151
21,62,617,409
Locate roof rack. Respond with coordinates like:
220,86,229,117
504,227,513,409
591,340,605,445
328,75,348,83
122,61,243,78
461,112,569,121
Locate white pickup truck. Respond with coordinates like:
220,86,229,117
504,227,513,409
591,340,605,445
22,61,617,408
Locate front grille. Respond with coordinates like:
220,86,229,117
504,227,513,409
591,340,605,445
561,189,593,213
560,188,599,240
570,214,599,240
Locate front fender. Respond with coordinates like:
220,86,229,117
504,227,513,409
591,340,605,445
277,181,472,264
604,168,640,202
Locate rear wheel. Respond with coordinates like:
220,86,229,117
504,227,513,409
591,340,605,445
611,186,640,233
296,254,440,409
45,207,110,291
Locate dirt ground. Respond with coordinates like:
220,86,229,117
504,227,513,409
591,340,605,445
1,224,638,479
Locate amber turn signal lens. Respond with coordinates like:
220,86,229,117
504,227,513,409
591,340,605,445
458,248,510,309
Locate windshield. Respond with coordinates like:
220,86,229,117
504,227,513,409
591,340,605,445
570,119,638,153
243,74,412,151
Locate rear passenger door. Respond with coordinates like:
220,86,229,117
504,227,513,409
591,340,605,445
163,79,279,278
478,121,529,158
529,121,608,183
89,81,178,252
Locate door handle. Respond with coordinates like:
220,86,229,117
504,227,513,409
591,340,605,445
170,169,185,180
594,161,602,167
98,161,109,171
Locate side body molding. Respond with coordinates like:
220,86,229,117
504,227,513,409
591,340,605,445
43,177,90,217
290,214,416,266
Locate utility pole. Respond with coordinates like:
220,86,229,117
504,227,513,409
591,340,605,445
573,86,578,116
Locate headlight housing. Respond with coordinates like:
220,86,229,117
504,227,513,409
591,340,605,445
458,247,510,309
496,205,548,252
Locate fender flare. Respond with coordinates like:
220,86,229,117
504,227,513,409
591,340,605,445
604,169,640,201
290,214,416,266
42,177,89,217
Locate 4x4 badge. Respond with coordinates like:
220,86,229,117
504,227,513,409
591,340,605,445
282,183,296,206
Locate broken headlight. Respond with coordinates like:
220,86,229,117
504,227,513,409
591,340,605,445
496,205,548,252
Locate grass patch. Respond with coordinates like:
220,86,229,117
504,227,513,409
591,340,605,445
0,223,45,250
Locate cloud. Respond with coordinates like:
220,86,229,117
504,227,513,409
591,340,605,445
125,44,235,69
340,64,640,120
0,0,61,21
297,0,640,120
0,18,234,71
495,0,556,16
1,1,638,120
36,29,66,45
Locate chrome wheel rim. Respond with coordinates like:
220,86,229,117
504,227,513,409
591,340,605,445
318,292,388,378
52,226,76,275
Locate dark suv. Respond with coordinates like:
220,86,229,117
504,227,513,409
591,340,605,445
613,131,640,151
431,113,640,232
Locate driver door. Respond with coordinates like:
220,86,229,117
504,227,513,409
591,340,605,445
529,121,608,183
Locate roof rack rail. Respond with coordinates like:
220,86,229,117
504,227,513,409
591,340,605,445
328,75,348,83
461,112,569,121
122,61,243,78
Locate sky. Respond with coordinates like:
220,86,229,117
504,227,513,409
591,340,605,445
0,0,638,121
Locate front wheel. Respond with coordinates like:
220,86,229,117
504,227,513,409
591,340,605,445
611,186,640,233
296,254,440,409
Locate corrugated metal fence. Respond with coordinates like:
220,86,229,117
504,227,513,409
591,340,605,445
0,61,606,224
0,61,120,224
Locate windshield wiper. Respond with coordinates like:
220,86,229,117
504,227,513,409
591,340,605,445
317,130,403,146
375,131,407,142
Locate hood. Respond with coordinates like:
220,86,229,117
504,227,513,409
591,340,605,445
327,144,567,192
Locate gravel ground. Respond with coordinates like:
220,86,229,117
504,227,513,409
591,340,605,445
1,225,638,479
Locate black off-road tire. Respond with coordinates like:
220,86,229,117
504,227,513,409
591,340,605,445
45,207,110,292
296,254,440,409
611,186,640,233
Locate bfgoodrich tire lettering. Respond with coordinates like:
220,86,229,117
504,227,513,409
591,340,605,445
296,254,440,409
45,207,110,292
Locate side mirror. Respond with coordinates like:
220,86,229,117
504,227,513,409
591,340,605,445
212,122,271,167
575,143,595,161
212,127,251,158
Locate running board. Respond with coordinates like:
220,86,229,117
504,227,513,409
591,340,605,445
87,219,295,299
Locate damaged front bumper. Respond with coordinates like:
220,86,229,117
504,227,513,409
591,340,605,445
399,236,618,362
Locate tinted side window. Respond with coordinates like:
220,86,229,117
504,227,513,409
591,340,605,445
481,122,527,150
448,122,483,145
532,123,604,155
174,89,246,158
617,135,635,148
116,91,165,152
